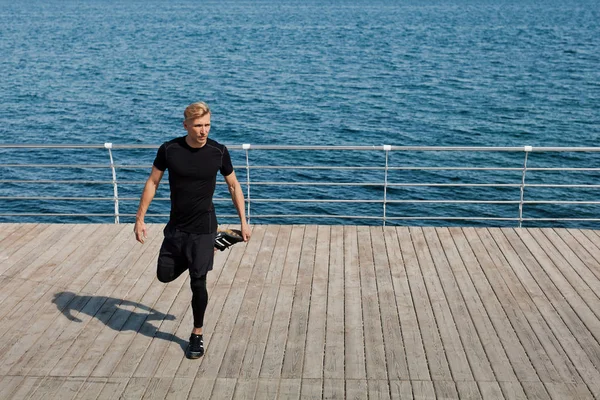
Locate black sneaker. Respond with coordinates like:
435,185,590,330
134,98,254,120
214,229,244,251
186,333,204,359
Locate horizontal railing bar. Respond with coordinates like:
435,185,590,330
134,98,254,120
247,199,520,204
2,180,599,189
5,197,598,205
523,200,600,204
4,164,600,172
2,212,598,222
0,180,150,184
0,164,112,168
0,197,233,201
2,144,600,152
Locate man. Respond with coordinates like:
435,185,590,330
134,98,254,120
134,101,251,359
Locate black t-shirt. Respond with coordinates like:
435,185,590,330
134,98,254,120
153,136,234,233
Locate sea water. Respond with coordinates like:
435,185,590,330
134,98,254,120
1,0,599,227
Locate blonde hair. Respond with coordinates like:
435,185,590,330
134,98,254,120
184,102,210,120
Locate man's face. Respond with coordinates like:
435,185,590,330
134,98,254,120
183,113,211,147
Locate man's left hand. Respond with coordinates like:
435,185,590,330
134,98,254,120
241,223,251,242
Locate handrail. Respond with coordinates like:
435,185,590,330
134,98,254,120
1,144,599,228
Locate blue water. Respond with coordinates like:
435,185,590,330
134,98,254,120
1,0,600,227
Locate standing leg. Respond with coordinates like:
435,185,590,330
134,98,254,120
185,231,215,359
190,275,208,333
187,275,207,359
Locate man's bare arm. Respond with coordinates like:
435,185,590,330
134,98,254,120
224,171,251,241
134,166,164,244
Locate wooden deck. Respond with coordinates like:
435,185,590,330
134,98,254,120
0,224,599,399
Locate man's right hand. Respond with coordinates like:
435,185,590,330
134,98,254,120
134,220,148,244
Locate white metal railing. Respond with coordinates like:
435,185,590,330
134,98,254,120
1,144,600,228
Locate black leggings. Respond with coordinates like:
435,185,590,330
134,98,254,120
190,275,208,328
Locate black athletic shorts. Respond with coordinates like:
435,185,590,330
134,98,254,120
157,223,217,281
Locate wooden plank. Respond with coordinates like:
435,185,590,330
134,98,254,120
119,377,150,399
411,380,436,399
300,378,322,400
0,223,22,242
278,379,301,400
371,227,409,381
398,226,452,381
281,225,317,378
77,378,108,400
142,377,174,399
303,225,329,380
385,227,429,381
521,381,551,400
7,376,44,399
51,239,163,377
0,279,52,331
473,228,562,383
280,283,311,378
264,225,292,285
346,379,368,400
555,229,600,280
255,379,279,399
490,228,592,385
0,375,25,399
72,236,166,377
477,381,502,399
499,382,527,400
110,278,187,378
323,378,345,400
456,381,483,399
424,228,495,382
565,229,600,273
452,227,538,382
260,285,295,378
0,224,94,338
510,228,600,385
232,378,257,400
356,226,387,380
219,225,278,378
324,225,345,380
345,225,366,380
89,280,169,377
544,382,594,400
132,259,192,378
0,223,40,266
279,226,305,286
165,377,193,400
369,380,391,400
187,378,216,400
53,377,86,400
437,228,515,382
389,380,413,400
239,227,290,379
154,303,194,379
415,227,473,382
23,227,164,377
0,223,62,277
0,227,112,375
28,376,67,400
531,229,600,318
210,378,237,400
95,377,128,400
434,381,458,399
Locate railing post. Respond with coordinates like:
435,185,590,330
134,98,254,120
518,145,532,228
383,145,391,226
243,144,251,224
104,142,119,224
